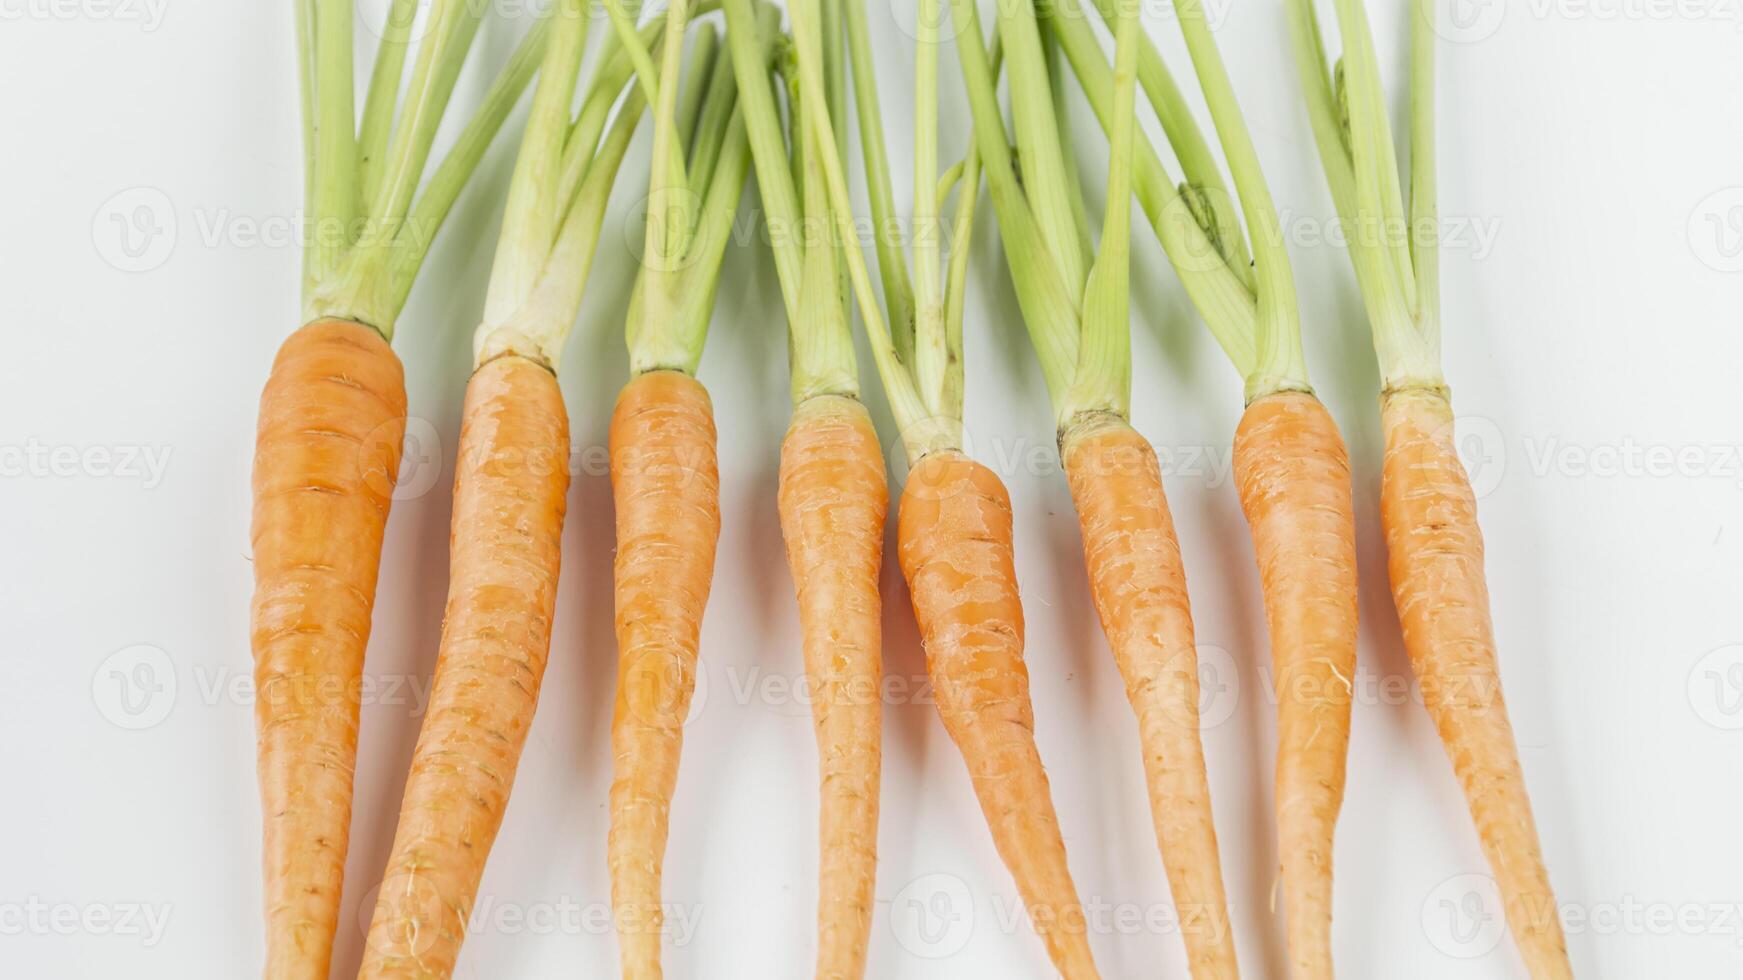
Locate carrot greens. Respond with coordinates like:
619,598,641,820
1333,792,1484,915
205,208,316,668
1288,0,1441,390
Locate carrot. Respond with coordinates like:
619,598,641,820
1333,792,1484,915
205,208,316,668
1062,415,1239,976
723,3,887,971
778,399,887,978
606,370,722,977
898,451,1099,976
948,0,1262,969
357,354,570,978
1052,1,1374,970
251,317,405,978
1290,3,1570,975
352,8,717,974
1232,391,1358,978
600,4,767,971
1381,387,1568,974
255,6,545,971
774,0,1099,969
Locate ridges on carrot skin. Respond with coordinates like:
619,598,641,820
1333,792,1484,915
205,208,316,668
251,317,406,980
1060,413,1239,980
1380,386,1571,980
607,369,721,980
777,394,887,980
1232,390,1358,980
357,354,570,980
896,450,1100,979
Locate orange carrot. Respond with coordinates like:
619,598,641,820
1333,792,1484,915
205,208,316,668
897,450,1099,978
1232,390,1358,979
777,394,887,979
251,317,406,979
357,354,570,979
1060,413,1237,978
1381,386,1570,978
607,369,722,979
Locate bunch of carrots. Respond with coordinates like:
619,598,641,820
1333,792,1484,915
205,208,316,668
248,0,1570,977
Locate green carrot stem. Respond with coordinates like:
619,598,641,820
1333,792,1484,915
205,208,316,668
1288,0,1440,388
1409,5,1440,355
296,0,318,298
1062,0,1139,423
626,9,770,376
994,0,1087,301
722,0,803,316
911,0,946,416
386,17,551,318
308,0,356,300
357,0,419,211
1041,12,1095,266
1174,5,1309,399
842,0,917,367
949,0,1081,416
482,0,589,339
789,0,934,459
678,28,730,212
1073,0,1254,288
1048,9,1257,376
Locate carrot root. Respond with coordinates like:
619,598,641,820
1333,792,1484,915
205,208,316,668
1061,414,1238,980
1381,386,1570,979
357,353,570,979
1232,391,1359,980
252,318,406,980
607,370,722,980
778,395,888,980
897,450,1100,979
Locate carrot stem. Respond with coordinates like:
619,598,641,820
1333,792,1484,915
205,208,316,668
307,0,356,299
841,0,917,367
357,0,419,211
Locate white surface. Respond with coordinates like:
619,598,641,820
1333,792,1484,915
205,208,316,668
2,2,1740,977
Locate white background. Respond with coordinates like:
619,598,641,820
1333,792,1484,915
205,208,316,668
3,0,1741,977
